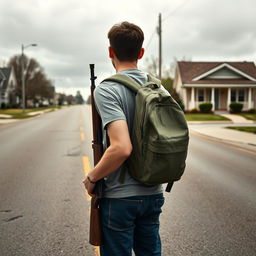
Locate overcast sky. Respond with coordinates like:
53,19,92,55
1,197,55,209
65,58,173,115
0,0,255,98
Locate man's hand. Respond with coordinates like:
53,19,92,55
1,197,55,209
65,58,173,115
82,120,132,198
83,176,96,198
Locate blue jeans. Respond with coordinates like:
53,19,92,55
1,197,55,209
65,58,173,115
100,193,164,256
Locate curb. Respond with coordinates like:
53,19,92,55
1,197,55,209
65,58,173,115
190,129,256,154
187,121,233,124
0,108,59,126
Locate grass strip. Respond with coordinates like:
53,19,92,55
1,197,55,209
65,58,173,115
0,106,62,119
185,113,230,121
226,126,256,134
239,113,256,121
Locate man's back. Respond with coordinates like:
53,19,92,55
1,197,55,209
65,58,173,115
94,69,163,198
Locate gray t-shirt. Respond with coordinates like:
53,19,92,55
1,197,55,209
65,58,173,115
94,69,163,198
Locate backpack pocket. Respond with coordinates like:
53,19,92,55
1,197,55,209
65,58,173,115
140,137,188,184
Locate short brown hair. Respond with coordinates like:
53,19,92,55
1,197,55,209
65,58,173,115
108,21,144,62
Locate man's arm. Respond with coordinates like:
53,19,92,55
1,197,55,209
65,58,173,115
83,119,132,196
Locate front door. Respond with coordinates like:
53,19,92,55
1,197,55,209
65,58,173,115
214,89,220,110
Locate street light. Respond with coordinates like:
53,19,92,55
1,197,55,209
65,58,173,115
21,43,37,112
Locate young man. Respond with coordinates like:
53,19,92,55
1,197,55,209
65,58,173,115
83,21,165,256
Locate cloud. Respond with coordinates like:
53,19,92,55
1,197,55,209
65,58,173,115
0,0,255,98
161,0,256,61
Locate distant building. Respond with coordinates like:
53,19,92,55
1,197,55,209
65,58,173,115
0,67,18,108
173,61,256,111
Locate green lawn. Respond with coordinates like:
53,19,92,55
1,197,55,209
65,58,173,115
185,113,230,121
226,126,256,134
0,106,62,119
239,113,256,121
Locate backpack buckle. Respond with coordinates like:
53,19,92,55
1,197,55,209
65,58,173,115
146,83,160,89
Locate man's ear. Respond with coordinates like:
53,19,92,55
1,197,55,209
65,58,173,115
138,48,145,59
109,46,114,59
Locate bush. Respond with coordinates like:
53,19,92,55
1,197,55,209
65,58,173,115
190,108,199,113
229,102,243,113
248,108,256,113
199,102,213,113
1,103,7,109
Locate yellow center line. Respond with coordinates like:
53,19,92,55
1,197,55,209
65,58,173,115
80,133,85,141
82,156,100,256
83,156,91,175
80,126,84,131
82,156,91,201
93,247,100,255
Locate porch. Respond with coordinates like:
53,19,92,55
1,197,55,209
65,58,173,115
186,87,254,111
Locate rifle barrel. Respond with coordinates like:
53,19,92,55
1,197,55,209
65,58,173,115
89,64,104,198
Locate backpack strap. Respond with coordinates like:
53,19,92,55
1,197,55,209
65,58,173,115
102,74,162,92
147,74,161,87
102,74,141,93
165,182,174,192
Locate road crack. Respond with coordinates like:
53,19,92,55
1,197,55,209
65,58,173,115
0,209,12,213
67,145,81,156
4,215,23,222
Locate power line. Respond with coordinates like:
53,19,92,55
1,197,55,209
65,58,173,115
145,30,157,50
146,0,191,50
162,0,191,22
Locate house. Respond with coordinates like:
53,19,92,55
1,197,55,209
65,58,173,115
0,67,18,108
173,61,256,111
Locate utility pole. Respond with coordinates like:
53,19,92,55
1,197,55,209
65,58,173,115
0,79,3,109
157,13,162,80
21,43,37,113
21,44,25,113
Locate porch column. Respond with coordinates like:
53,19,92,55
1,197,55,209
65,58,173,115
227,87,231,111
191,87,195,109
0,82,2,109
211,87,215,111
183,88,187,111
248,87,252,109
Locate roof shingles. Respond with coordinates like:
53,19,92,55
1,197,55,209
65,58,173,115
0,67,12,90
178,61,256,85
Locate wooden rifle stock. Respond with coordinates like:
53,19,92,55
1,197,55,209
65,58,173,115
89,64,103,246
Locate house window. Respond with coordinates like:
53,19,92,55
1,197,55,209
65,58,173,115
238,88,244,102
198,89,204,102
231,89,236,102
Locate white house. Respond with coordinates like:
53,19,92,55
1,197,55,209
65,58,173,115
173,61,256,111
0,67,18,107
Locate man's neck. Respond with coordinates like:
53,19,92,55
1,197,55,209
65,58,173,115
115,61,138,73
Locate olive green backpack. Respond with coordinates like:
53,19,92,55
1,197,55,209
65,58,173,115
103,74,189,192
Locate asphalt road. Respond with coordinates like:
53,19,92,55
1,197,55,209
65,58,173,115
0,105,255,256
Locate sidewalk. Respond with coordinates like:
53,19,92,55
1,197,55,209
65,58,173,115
190,125,256,144
218,113,254,124
0,119,20,125
0,109,55,125
188,112,256,153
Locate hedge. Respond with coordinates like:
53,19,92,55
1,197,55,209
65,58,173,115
199,102,213,113
229,102,243,113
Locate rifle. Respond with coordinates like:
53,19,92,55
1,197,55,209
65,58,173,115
89,64,104,246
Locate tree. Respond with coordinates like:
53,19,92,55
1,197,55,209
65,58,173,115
86,95,91,104
75,90,84,104
66,94,75,105
143,56,158,77
57,93,66,106
161,77,173,94
8,54,55,107
143,56,176,79
144,56,184,110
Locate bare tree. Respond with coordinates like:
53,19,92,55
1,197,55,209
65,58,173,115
8,55,54,106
